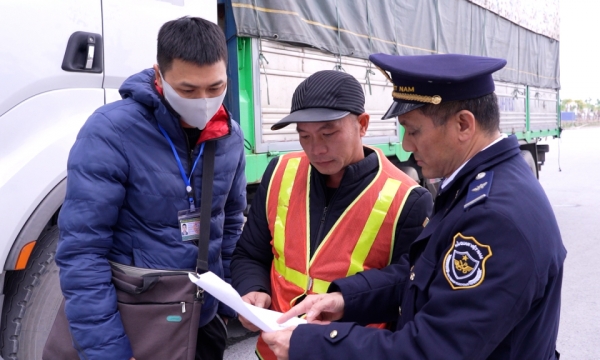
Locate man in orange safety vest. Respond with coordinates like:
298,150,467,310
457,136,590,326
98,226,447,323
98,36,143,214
231,70,432,360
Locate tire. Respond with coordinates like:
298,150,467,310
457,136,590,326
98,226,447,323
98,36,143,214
520,150,537,177
244,184,259,218
1,226,63,360
423,178,440,198
397,166,420,184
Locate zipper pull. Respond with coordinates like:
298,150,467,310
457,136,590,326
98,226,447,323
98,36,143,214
181,301,186,313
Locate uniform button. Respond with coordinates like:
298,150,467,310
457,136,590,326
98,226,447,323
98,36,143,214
410,272,415,281
330,330,338,339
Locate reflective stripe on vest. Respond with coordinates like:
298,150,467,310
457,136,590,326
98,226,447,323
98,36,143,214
259,148,419,360
268,149,416,294
272,179,403,292
271,157,301,274
346,177,401,276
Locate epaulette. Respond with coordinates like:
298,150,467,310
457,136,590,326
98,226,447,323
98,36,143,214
464,171,494,210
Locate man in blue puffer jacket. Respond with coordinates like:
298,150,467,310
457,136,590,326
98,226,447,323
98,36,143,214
55,17,246,360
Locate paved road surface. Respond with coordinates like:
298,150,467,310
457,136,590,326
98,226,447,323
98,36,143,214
224,125,600,359
540,125,600,359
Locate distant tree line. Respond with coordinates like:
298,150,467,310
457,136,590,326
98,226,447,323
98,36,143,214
560,98,600,120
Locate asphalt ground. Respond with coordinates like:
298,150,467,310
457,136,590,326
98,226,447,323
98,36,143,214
224,124,600,359
539,124,600,359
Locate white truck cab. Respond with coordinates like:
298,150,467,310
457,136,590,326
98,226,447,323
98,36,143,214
0,1,215,358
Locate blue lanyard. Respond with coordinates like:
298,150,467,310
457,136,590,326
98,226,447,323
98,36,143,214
157,124,205,211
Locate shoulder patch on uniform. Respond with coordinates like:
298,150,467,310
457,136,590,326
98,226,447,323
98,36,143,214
464,171,494,210
443,233,492,290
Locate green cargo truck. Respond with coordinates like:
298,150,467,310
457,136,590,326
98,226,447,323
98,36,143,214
218,0,561,197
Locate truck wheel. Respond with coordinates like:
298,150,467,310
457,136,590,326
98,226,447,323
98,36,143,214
1,226,62,360
396,166,419,184
520,150,537,177
423,178,441,198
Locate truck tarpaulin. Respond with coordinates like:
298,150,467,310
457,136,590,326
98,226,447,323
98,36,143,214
231,0,560,90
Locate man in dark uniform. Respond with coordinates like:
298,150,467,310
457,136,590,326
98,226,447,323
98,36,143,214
264,54,566,360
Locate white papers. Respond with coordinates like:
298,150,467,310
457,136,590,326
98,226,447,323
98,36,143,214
188,272,306,332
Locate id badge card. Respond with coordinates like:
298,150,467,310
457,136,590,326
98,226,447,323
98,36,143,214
178,209,201,242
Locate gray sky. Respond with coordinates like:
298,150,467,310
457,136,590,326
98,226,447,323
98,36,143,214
559,0,599,101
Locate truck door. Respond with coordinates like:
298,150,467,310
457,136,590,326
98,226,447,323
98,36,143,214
0,1,104,358
0,0,104,271
0,0,103,117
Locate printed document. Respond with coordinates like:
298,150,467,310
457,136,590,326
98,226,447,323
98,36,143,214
188,271,306,332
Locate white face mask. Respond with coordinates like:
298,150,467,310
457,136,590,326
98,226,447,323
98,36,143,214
160,73,227,130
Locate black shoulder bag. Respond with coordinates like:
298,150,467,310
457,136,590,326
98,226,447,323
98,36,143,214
43,141,216,360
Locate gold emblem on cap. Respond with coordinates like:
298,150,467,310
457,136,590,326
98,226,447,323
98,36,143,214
376,65,442,105
396,86,415,93
392,91,443,105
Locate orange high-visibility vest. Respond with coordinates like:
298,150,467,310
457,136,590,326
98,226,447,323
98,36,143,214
256,148,419,360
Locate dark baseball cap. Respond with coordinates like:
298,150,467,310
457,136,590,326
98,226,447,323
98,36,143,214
369,53,507,119
271,70,365,130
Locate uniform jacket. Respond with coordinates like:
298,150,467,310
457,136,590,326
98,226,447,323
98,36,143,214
290,136,566,360
231,148,432,298
56,69,246,359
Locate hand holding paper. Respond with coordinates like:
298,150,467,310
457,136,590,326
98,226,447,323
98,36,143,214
239,292,271,332
188,272,306,332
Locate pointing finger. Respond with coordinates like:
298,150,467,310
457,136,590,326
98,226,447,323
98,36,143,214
277,299,314,323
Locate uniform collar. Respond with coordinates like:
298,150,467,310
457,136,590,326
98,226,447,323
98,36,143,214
440,134,508,190
437,135,520,202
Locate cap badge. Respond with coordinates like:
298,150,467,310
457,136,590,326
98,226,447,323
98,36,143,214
392,92,442,105
395,86,415,93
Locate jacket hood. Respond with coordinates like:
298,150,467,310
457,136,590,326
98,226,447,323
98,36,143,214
118,69,185,149
119,68,162,108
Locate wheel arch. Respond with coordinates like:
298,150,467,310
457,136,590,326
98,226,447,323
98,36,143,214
4,179,66,271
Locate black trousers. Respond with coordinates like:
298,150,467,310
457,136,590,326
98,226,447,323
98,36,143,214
195,314,228,360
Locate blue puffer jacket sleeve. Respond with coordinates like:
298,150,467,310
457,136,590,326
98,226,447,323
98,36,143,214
217,124,246,318
56,112,132,360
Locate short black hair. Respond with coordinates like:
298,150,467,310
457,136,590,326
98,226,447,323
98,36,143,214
418,93,500,135
157,16,227,73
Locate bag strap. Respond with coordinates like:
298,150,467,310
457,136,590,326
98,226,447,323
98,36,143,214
112,274,159,295
197,140,215,273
